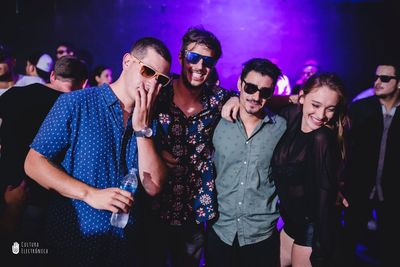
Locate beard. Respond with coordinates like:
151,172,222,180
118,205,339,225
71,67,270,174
244,105,263,116
243,99,265,117
181,68,205,91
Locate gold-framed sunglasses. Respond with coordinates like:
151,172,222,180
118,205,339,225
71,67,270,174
132,55,171,87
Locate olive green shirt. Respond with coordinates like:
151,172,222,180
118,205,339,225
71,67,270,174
212,112,286,246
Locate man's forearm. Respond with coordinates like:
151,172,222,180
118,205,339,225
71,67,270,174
24,149,93,201
136,138,167,196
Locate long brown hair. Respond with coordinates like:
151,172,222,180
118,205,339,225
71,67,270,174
301,72,349,160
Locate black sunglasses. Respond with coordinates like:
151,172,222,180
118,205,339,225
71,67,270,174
184,51,217,68
375,75,397,83
57,49,71,55
242,80,273,99
132,55,171,87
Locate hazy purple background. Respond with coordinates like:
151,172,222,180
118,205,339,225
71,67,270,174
2,0,398,97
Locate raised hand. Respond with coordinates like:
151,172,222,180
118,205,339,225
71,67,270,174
132,81,161,131
221,96,240,122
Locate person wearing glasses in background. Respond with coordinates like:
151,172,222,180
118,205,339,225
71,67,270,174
206,58,286,267
55,41,76,59
143,26,235,267
24,37,171,267
342,62,400,267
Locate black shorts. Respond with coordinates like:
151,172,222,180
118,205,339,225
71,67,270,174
283,220,314,247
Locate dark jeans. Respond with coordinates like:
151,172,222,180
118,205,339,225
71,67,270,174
143,219,205,267
205,227,279,267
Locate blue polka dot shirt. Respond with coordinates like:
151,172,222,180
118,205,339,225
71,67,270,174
31,84,141,265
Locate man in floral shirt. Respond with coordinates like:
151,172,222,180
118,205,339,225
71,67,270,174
145,26,232,267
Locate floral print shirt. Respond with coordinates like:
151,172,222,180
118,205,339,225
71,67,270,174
153,82,231,225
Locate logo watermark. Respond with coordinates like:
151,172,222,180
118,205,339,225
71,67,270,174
12,242,19,254
11,241,48,255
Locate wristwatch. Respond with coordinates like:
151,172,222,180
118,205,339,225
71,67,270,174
134,126,153,138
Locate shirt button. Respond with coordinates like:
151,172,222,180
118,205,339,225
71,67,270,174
237,218,240,222
246,141,249,144
243,161,247,165
240,182,244,185
238,202,242,205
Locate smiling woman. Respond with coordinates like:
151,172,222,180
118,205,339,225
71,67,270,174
270,72,348,267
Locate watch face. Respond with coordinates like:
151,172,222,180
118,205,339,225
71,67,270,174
135,127,153,138
143,127,153,137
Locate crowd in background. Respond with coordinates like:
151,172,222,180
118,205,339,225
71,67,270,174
0,26,398,267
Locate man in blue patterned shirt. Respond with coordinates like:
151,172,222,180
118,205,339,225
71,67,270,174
144,26,233,267
24,37,172,267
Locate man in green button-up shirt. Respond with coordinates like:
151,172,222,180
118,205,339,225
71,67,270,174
206,58,286,267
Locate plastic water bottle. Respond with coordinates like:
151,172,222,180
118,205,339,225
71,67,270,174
110,168,138,228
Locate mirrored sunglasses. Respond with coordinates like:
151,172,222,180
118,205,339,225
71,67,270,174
242,79,273,99
184,51,217,68
375,75,397,83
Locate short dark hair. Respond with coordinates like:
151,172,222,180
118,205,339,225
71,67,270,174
377,61,400,78
54,55,88,85
56,41,75,52
27,51,41,66
131,37,172,64
93,65,108,78
240,58,282,87
180,26,222,60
